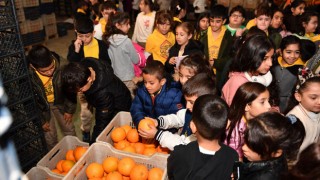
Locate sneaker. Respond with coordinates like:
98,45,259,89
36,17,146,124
82,131,91,143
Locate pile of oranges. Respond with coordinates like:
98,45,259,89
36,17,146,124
86,156,164,180
110,118,170,156
51,146,87,175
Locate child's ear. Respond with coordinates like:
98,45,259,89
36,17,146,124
115,23,121,29
302,22,307,28
188,33,193,40
190,120,197,134
291,7,295,13
222,19,226,25
272,149,283,158
160,78,166,86
294,92,302,102
245,104,250,112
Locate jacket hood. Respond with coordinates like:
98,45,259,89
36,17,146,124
108,34,128,47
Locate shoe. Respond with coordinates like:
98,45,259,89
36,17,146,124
82,131,91,143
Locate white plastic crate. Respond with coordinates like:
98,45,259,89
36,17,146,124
64,143,168,180
37,136,89,176
22,0,40,7
41,13,56,26
45,24,57,37
26,167,63,180
27,18,43,33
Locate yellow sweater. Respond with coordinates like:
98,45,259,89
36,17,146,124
145,29,175,64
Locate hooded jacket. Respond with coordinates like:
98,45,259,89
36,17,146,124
108,34,139,81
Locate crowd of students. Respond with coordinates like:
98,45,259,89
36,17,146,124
26,0,320,179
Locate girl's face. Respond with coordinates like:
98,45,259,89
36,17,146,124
256,49,274,75
179,65,195,85
139,0,150,13
175,27,192,47
281,43,300,65
256,15,271,32
157,20,171,35
229,11,245,27
295,82,320,113
242,144,262,161
199,17,209,31
116,20,131,34
303,16,318,34
245,90,271,120
271,11,284,29
291,3,305,16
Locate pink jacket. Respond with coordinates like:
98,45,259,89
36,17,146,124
225,118,247,158
132,42,147,77
222,72,248,106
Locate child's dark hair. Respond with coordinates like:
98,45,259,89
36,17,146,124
75,17,94,34
92,3,101,19
170,0,188,17
255,3,272,18
77,0,89,9
61,60,91,93
176,22,194,36
103,12,130,46
182,73,216,97
229,5,246,19
285,76,320,113
245,112,305,160
297,11,319,36
226,82,268,146
280,35,301,51
192,94,229,140
286,142,320,179
142,60,165,80
210,4,228,20
179,53,214,80
155,10,173,30
230,34,274,73
100,1,117,12
142,0,160,12
27,45,53,69
194,12,210,40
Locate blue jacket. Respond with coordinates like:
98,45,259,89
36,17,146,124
130,83,183,126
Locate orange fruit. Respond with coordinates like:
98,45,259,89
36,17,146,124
143,147,157,156
52,168,61,174
86,162,104,179
126,129,139,143
138,118,155,131
114,139,130,150
66,149,76,162
74,146,87,161
122,145,136,153
133,143,145,154
56,160,65,172
106,171,122,180
156,146,170,154
123,175,130,180
121,125,132,135
102,157,119,173
61,160,75,173
148,167,163,180
118,157,135,176
111,127,127,143
130,164,148,180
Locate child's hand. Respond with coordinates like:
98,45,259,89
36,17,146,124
42,122,50,132
169,57,176,65
235,28,246,37
64,113,73,124
138,124,157,139
74,38,83,53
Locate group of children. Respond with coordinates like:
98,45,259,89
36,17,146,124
26,0,320,179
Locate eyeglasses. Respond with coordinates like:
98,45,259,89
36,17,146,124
231,14,243,18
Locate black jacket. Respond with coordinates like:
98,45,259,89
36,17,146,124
165,39,204,74
236,155,288,180
79,59,132,141
67,38,111,66
29,52,76,125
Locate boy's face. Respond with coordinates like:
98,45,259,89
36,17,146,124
35,61,55,77
185,95,198,112
210,17,226,32
229,11,244,27
76,32,94,46
256,15,271,32
143,73,166,95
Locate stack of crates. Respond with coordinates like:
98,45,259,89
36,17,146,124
40,0,57,40
14,0,45,47
0,0,47,172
